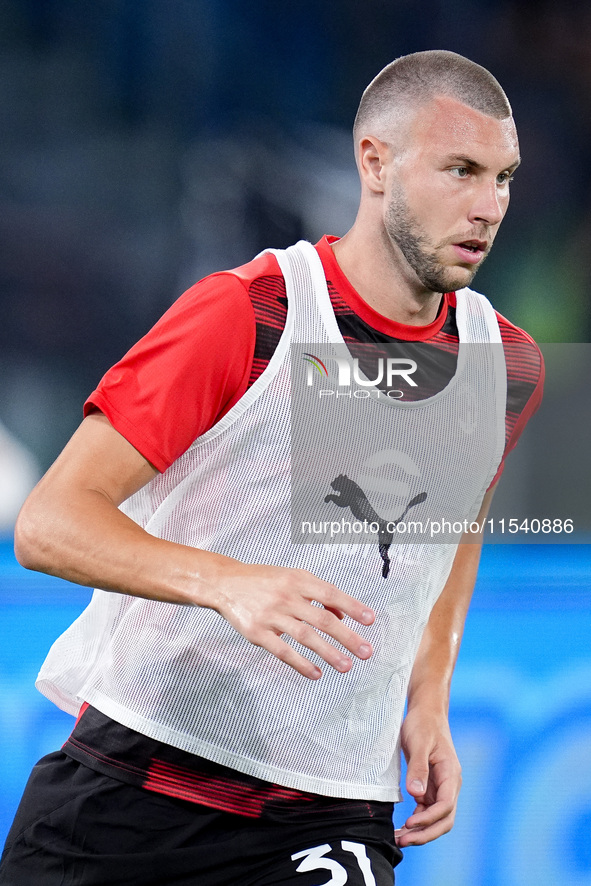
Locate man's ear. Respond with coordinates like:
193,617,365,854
357,136,390,195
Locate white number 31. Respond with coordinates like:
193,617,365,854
291,841,377,886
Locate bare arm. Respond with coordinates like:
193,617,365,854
395,484,496,846
15,412,374,680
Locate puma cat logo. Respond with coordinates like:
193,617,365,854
325,475,427,578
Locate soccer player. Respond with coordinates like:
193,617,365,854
1,50,543,885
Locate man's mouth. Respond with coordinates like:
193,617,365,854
452,239,488,265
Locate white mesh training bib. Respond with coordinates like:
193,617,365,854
37,241,506,801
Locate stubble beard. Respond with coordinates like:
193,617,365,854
384,185,482,295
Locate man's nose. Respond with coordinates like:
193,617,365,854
469,181,505,227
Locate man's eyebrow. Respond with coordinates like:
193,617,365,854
446,155,484,169
446,154,521,172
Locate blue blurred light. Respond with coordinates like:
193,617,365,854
1,539,590,885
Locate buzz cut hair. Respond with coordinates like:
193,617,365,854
353,50,512,143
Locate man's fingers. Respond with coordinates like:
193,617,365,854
323,605,345,620
395,812,455,846
395,796,457,846
253,602,374,679
286,621,351,672
396,750,461,845
295,602,373,662
404,742,430,806
311,579,375,627
259,627,358,681
404,797,456,831
265,602,373,674
403,771,458,833
262,633,323,680
406,766,428,799
214,564,375,677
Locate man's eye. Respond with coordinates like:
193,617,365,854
451,167,470,178
497,172,514,185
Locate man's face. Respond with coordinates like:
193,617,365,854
384,95,520,294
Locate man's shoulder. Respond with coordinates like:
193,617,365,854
174,250,284,313
456,287,544,386
221,250,283,287
459,288,542,355
494,309,543,369
492,309,544,400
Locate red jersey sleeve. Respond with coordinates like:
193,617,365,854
84,271,257,472
489,311,545,488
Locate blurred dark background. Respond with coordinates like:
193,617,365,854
0,0,590,491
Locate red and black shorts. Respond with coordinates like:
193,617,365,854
0,751,402,885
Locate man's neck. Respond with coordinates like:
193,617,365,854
331,228,443,326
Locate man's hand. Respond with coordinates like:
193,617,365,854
395,706,462,846
15,413,375,681
210,561,375,680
